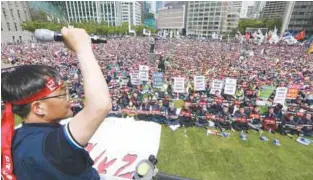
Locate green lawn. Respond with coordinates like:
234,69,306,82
157,126,313,180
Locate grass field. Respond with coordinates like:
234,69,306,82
157,126,313,180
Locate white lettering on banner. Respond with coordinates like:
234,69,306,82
139,65,149,81
85,117,161,179
224,78,237,95
274,87,288,104
174,77,185,93
130,73,141,85
210,80,224,95
194,76,205,91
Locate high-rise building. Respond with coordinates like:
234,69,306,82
246,6,254,18
226,1,242,31
28,1,67,21
156,1,164,12
240,7,248,18
1,1,34,43
260,1,287,19
282,1,313,35
186,1,229,36
65,1,122,26
157,5,186,35
121,2,142,26
252,1,266,19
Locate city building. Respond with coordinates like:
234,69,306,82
260,1,287,19
226,1,242,31
156,1,164,12
252,1,266,19
1,1,34,43
246,6,254,18
65,1,122,26
240,7,248,18
282,1,313,35
121,2,142,25
28,1,67,21
186,1,230,36
157,5,186,35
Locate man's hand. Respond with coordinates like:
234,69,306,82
61,27,92,53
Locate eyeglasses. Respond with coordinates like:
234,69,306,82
39,93,69,101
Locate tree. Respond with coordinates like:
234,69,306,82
238,19,282,34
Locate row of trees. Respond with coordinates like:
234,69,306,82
21,20,157,36
237,18,282,34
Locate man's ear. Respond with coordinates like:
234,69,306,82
31,101,46,116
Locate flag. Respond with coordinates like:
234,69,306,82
295,30,305,41
307,35,313,48
308,41,313,54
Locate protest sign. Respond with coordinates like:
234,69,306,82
259,86,275,99
194,76,205,91
210,80,224,95
273,87,288,104
174,77,185,93
130,73,141,85
153,72,164,88
224,78,237,95
286,84,301,99
139,65,149,81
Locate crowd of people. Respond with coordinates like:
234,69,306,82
1,37,313,138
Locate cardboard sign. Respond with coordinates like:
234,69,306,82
224,78,237,95
130,73,141,85
210,80,224,95
174,77,185,93
139,65,149,81
153,72,163,88
259,86,275,100
274,87,288,104
194,76,205,91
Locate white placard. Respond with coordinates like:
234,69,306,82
130,73,141,85
274,87,288,104
210,80,224,95
139,65,149,81
174,77,185,93
224,78,237,95
194,76,205,91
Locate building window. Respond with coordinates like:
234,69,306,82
12,36,15,41
14,23,18,31
19,36,22,41
7,22,10,31
2,8,6,17
10,9,14,18
17,10,21,19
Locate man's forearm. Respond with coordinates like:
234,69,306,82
77,49,111,110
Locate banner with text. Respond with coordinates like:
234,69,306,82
286,84,301,99
224,78,237,95
153,72,164,88
210,79,224,95
130,73,141,85
274,87,288,104
259,86,275,100
174,77,185,93
194,76,205,91
139,65,149,81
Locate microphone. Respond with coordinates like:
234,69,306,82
34,29,107,44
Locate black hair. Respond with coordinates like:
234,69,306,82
1,65,61,118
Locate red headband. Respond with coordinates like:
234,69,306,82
1,77,63,180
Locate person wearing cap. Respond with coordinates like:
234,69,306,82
247,106,262,131
233,104,249,131
215,104,233,131
1,28,112,179
279,114,300,136
297,113,313,137
108,100,122,118
263,106,278,132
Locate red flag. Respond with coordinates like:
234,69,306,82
295,30,305,41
